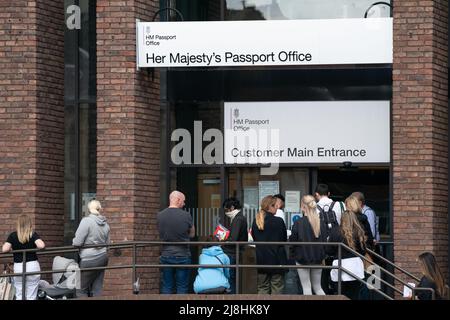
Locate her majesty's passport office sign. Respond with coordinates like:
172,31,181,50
136,18,392,68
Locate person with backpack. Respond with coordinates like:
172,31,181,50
314,184,345,228
290,195,326,295
314,183,345,294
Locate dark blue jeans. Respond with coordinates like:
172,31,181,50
160,256,191,294
229,256,236,294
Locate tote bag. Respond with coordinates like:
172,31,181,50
0,272,15,300
331,257,365,282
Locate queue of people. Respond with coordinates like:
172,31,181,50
157,186,447,300
1,186,447,300
1,199,110,300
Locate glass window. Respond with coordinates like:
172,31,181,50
79,0,96,102
64,104,77,244
64,1,97,245
226,0,392,20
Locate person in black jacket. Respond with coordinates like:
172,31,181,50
222,197,248,294
326,210,368,300
345,195,374,250
414,252,447,300
290,195,326,295
251,195,287,294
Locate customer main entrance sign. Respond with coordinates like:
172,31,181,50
224,101,390,164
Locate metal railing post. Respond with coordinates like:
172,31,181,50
338,244,342,296
235,242,239,294
132,243,137,294
22,251,26,300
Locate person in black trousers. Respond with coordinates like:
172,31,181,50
326,210,368,300
222,197,248,294
251,195,288,294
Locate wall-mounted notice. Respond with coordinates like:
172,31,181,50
244,187,259,210
285,191,301,213
258,181,280,204
137,18,392,68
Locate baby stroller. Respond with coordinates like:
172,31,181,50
37,256,79,300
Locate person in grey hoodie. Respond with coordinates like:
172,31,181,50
73,199,110,297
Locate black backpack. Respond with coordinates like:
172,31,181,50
317,201,341,241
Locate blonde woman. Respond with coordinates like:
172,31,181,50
2,215,45,300
290,195,326,295
345,195,374,249
73,199,110,297
326,210,368,300
250,195,287,294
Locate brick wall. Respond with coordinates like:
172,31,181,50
393,0,448,287
0,0,65,268
97,0,160,295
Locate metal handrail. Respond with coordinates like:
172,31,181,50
367,247,421,282
0,240,433,300
339,243,420,296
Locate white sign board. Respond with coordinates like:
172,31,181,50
224,101,390,164
285,191,301,213
136,18,392,68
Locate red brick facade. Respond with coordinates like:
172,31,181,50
0,0,449,298
392,0,448,284
0,0,65,268
96,0,161,295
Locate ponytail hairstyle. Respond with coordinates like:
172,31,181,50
418,252,447,298
87,199,102,216
256,195,277,231
17,215,34,244
301,195,321,238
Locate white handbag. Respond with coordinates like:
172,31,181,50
330,257,365,282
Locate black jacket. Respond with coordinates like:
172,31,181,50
290,216,326,265
223,212,248,257
417,276,443,300
356,213,374,249
326,227,367,259
251,213,287,274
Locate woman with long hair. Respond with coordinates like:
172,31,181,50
2,215,45,300
345,195,374,249
415,252,447,300
326,210,367,300
290,195,326,295
251,195,288,294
